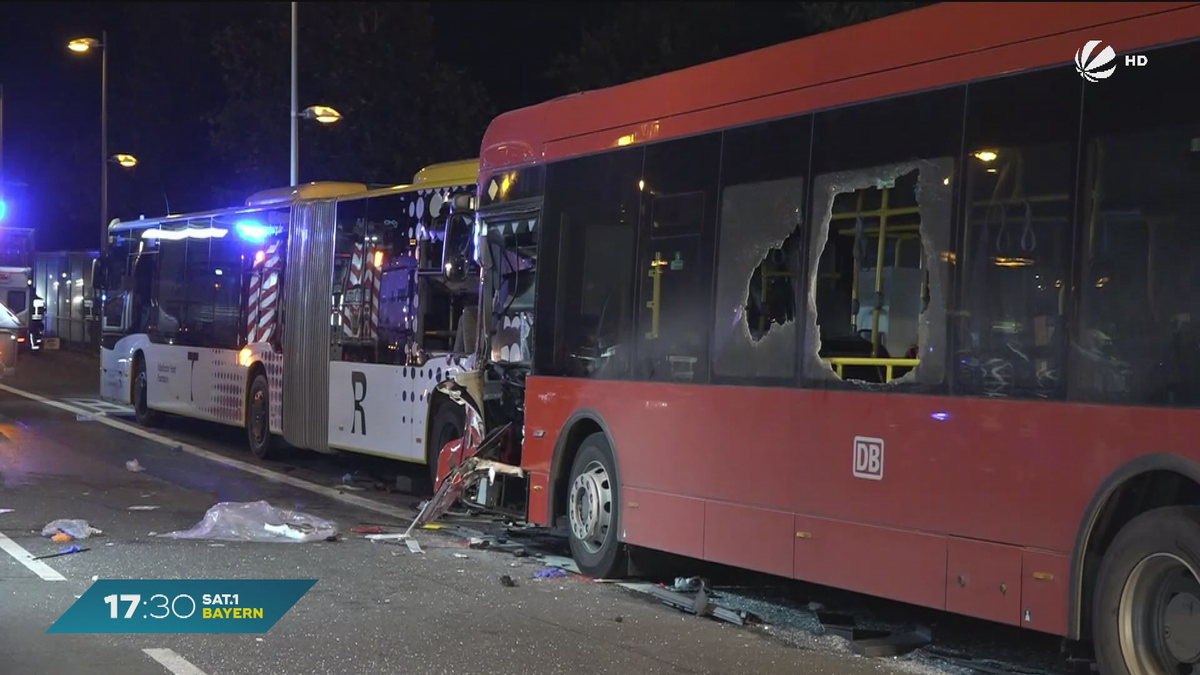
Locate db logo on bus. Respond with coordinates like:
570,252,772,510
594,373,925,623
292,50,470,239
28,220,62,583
853,436,884,481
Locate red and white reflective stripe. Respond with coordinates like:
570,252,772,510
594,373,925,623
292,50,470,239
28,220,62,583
247,241,282,344
366,262,380,340
342,243,364,337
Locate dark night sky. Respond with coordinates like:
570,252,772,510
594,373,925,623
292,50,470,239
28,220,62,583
0,2,603,251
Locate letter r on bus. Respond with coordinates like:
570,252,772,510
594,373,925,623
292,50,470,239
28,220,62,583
853,436,884,480
351,371,367,435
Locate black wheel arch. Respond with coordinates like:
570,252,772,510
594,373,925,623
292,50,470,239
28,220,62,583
1068,452,1200,640
547,409,623,528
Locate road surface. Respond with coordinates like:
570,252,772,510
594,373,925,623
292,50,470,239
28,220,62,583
0,350,954,675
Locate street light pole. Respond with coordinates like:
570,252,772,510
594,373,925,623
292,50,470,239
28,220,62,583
289,2,298,187
100,29,109,256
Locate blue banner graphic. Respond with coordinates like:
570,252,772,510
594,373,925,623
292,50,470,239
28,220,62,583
47,579,317,634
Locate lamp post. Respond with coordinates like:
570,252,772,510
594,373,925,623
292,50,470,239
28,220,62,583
289,3,343,186
67,32,108,255
290,1,298,186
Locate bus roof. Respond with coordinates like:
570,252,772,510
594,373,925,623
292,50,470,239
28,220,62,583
479,2,1198,174
110,159,480,234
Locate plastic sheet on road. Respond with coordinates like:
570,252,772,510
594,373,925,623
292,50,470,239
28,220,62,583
158,500,338,543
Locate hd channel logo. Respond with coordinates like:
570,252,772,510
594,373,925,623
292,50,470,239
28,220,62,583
46,579,317,634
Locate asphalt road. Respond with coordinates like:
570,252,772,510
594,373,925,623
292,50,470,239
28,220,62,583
0,349,951,675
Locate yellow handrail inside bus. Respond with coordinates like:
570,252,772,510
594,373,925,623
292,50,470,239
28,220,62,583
824,357,920,383
646,252,665,340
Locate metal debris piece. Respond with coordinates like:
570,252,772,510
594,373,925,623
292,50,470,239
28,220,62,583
849,624,932,657
127,505,159,511
33,545,89,560
405,539,423,554
618,582,757,626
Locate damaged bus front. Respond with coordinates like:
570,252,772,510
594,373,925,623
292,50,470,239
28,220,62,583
421,169,541,526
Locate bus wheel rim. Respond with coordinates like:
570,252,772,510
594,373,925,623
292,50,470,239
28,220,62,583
1119,551,1200,673
251,390,266,444
569,459,612,555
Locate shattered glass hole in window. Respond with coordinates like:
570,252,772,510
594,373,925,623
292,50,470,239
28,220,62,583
805,160,953,388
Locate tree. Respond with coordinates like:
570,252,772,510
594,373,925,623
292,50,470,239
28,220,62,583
548,1,934,93
209,2,493,200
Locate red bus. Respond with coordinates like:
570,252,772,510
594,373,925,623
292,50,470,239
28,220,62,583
446,3,1200,673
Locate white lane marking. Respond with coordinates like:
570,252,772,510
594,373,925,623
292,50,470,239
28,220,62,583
0,531,66,581
62,393,133,415
143,648,209,675
0,383,418,523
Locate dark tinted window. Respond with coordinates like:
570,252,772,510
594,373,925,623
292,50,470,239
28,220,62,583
209,237,244,350
537,148,643,379
806,87,964,389
150,235,186,343
6,290,25,315
1071,40,1200,407
181,232,212,346
636,133,721,383
712,115,811,384
954,67,1082,400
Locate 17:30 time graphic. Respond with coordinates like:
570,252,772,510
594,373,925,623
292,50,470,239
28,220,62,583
104,593,209,620
47,579,315,634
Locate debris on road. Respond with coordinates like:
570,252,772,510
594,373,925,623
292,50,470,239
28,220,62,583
533,567,568,580
351,526,386,534
499,574,517,587
33,544,89,560
405,539,424,554
848,625,932,657
365,532,408,542
619,582,758,627
76,413,96,422
452,553,468,559
41,518,102,540
125,459,145,472
816,610,890,642
127,505,160,511
671,576,707,593
157,500,338,543
0,508,13,514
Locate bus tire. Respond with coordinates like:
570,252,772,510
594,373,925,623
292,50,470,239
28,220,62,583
246,373,276,460
428,403,465,491
1091,506,1200,675
132,355,160,427
567,432,627,579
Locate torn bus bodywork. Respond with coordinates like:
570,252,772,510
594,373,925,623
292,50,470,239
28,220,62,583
419,377,525,527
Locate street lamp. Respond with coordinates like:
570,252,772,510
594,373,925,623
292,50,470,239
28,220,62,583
67,32,109,255
301,106,342,124
109,154,138,168
290,3,343,185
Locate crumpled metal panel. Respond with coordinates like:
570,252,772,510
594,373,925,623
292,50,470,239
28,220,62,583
282,199,336,453
804,158,954,388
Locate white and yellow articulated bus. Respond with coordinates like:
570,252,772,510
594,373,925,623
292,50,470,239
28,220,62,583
97,160,482,483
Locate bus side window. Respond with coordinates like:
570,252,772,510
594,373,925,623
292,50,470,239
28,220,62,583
805,85,963,389
1071,41,1200,407
150,237,186,344
539,148,642,379
635,133,721,384
955,66,1081,401
711,115,810,385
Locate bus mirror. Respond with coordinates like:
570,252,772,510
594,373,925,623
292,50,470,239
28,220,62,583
441,213,474,283
450,193,474,213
